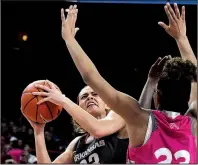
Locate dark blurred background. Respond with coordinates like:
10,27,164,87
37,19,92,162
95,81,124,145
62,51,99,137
1,0,197,163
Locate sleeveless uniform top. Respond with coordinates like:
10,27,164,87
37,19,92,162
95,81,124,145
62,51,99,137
127,110,196,164
73,133,129,164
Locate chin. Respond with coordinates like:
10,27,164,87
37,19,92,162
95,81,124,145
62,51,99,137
87,108,101,116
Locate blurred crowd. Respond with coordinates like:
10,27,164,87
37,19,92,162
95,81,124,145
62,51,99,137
1,116,69,164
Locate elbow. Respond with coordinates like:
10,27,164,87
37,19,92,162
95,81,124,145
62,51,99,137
82,72,91,84
82,70,95,85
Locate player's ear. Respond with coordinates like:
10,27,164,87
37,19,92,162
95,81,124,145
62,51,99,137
105,104,111,115
105,104,110,110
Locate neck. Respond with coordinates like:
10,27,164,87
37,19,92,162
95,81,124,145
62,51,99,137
93,112,106,119
158,104,187,115
162,110,181,118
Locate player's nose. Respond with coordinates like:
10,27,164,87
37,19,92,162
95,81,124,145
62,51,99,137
87,95,94,100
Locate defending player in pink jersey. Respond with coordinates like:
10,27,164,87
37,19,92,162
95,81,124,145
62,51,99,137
128,58,197,163
136,2,197,163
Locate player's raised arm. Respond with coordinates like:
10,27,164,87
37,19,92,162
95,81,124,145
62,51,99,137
23,119,51,163
158,3,197,111
139,56,169,108
33,82,125,138
24,117,76,164
61,5,149,128
158,3,196,65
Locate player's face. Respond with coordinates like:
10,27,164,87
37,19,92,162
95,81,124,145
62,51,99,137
78,86,107,118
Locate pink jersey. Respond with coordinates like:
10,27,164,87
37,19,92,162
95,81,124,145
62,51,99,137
127,110,196,164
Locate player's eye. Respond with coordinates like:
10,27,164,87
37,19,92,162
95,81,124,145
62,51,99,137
81,95,87,99
92,93,98,96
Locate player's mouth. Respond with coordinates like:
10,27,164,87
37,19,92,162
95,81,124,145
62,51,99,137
86,101,98,108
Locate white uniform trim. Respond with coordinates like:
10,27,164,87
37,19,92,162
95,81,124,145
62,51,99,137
143,114,152,145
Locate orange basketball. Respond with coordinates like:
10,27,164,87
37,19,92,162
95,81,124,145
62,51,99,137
21,80,63,123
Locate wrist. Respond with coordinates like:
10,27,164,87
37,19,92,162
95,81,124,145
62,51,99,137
59,94,68,106
147,78,158,88
34,128,44,135
175,35,188,43
65,36,75,45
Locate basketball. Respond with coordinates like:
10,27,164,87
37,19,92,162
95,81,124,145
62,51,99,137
21,80,63,123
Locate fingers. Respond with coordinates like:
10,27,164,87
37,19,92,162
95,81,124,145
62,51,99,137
73,5,78,29
168,55,172,59
65,5,78,35
166,3,178,22
37,97,49,105
173,3,180,19
46,80,56,90
158,22,169,31
66,5,73,24
61,8,65,23
158,56,169,67
164,5,175,24
32,91,49,97
40,114,48,123
75,27,80,35
35,84,51,92
181,6,185,21
153,57,162,66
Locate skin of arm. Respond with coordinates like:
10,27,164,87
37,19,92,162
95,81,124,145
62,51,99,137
60,6,149,146
139,57,169,109
62,97,126,138
33,81,126,139
62,6,149,128
139,79,156,109
25,117,79,164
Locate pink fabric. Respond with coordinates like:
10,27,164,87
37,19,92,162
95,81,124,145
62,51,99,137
127,110,196,164
8,149,23,163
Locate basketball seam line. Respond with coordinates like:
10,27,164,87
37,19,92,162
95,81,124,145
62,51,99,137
35,96,39,123
22,86,41,113
23,96,36,113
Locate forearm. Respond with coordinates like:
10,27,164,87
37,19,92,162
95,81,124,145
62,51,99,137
62,97,115,137
65,37,100,81
139,78,156,109
189,82,197,105
34,131,52,163
176,36,197,105
176,36,197,66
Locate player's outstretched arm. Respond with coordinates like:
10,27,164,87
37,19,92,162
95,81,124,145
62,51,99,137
158,3,196,65
61,98,126,138
61,6,149,129
139,56,169,108
23,118,52,163
158,3,197,112
24,116,77,163
33,81,125,138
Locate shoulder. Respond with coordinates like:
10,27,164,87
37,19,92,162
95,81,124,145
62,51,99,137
185,101,197,119
118,126,128,139
66,136,84,152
